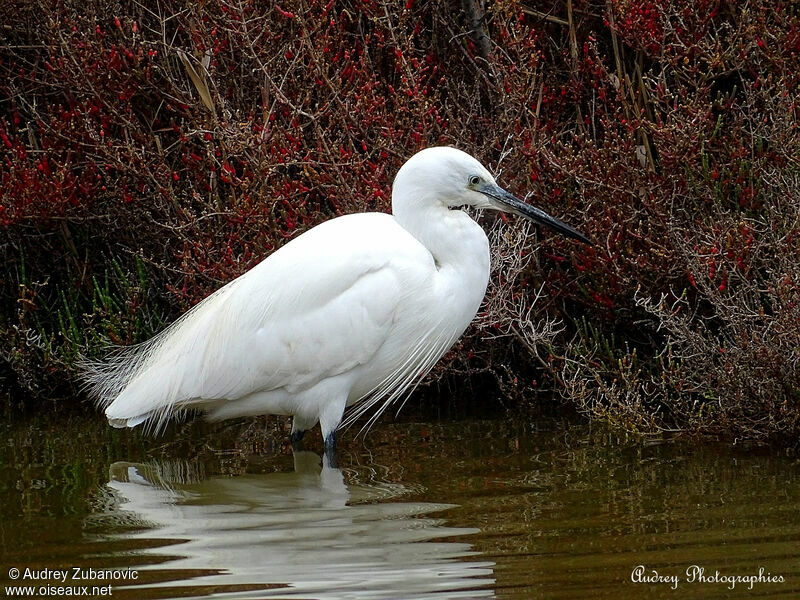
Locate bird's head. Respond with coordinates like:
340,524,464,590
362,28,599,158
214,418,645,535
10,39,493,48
394,146,591,245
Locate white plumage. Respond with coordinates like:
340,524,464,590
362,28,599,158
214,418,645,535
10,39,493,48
83,147,589,448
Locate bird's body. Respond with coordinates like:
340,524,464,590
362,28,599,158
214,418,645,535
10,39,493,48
85,147,589,447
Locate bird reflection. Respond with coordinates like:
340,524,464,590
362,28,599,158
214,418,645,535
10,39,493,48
91,451,495,599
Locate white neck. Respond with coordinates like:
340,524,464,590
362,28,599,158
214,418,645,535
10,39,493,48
392,188,490,314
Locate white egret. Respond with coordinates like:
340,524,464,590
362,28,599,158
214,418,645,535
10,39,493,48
83,147,589,450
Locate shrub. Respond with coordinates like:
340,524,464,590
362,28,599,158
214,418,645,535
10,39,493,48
1,0,798,442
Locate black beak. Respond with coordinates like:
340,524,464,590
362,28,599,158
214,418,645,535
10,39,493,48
478,182,592,245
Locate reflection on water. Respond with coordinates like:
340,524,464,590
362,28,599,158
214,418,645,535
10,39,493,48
2,413,800,599
90,451,494,599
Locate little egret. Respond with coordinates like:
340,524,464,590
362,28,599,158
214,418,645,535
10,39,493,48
84,147,589,450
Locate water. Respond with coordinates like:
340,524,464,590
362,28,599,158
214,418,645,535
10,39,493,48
1,410,799,599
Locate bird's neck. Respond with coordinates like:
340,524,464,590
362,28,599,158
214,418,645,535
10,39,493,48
392,192,490,275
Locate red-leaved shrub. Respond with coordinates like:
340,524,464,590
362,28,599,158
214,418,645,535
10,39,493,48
1,0,798,441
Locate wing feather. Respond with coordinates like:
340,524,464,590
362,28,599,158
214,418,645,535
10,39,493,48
82,213,424,429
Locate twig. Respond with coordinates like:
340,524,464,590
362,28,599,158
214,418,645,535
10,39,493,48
520,7,569,27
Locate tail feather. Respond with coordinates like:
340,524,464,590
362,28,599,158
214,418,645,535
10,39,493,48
79,316,206,431
78,340,158,410
78,278,240,431
108,412,151,429
79,340,175,431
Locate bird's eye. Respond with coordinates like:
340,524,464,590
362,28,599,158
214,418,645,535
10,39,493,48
468,175,481,187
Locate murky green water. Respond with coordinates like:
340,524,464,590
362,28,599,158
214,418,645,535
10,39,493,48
1,409,799,599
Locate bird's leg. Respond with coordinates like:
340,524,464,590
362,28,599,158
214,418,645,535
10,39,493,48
290,429,306,449
291,413,316,450
323,430,338,468
319,395,346,467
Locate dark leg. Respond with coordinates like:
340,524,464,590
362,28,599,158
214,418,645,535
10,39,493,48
290,429,306,449
323,430,337,468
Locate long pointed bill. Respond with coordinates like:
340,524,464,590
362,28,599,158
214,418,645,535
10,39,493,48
478,182,592,245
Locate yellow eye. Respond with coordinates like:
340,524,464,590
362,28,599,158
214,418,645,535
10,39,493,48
469,176,481,186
